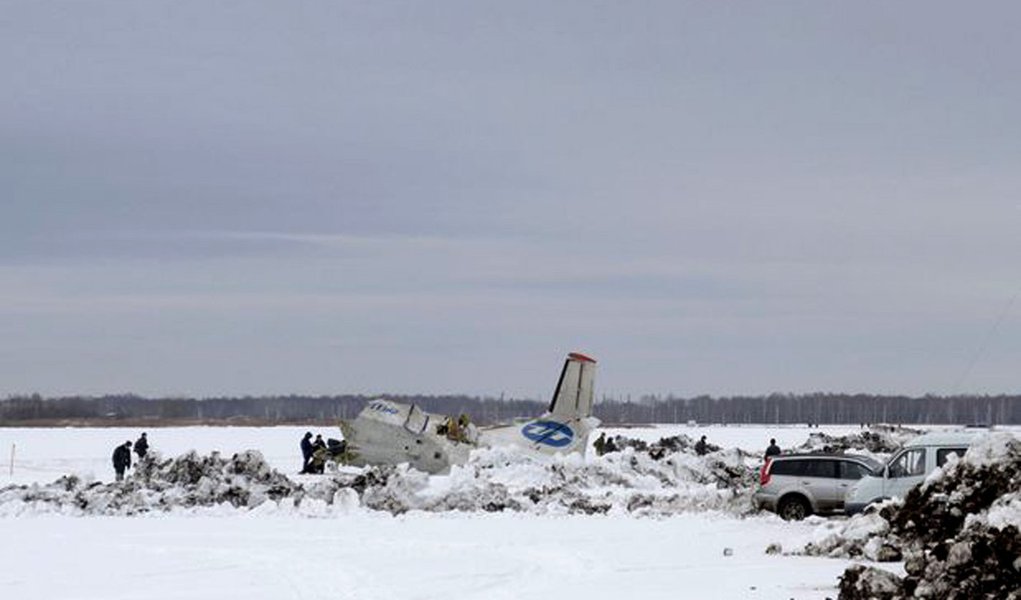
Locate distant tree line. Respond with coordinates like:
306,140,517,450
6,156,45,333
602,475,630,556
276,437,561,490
0,392,1018,426
592,393,1019,426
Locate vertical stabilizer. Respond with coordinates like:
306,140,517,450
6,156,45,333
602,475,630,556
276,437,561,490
548,352,597,419
476,351,599,455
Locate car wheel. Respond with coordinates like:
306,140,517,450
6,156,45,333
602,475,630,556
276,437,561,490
778,495,811,521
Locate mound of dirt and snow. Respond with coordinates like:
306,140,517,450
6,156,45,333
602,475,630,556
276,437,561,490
607,432,723,459
794,425,921,460
608,425,915,466
375,445,757,515
790,432,1021,600
0,442,760,518
0,450,310,516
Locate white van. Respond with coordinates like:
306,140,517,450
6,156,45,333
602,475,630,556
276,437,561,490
844,430,982,515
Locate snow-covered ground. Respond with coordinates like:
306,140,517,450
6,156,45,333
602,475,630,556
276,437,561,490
0,512,866,600
0,423,1012,599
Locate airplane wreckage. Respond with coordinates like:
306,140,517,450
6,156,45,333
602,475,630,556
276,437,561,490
337,352,600,474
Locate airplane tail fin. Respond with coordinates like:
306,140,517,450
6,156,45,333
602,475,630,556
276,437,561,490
548,352,597,420
478,352,599,455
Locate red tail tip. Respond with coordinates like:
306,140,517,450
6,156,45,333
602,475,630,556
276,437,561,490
568,352,597,363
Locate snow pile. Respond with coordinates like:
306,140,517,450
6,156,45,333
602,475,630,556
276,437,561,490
792,433,1021,599
795,425,920,459
796,502,903,561
0,443,760,518
351,445,757,516
0,450,304,516
601,432,754,490
837,564,903,600
608,433,722,459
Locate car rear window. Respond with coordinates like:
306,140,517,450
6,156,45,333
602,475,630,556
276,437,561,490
770,459,837,478
770,459,806,476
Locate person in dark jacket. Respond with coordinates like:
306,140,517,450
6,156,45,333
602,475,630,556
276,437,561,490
112,441,132,481
299,432,314,474
311,434,327,473
134,432,149,459
695,435,708,456
765,438,781,458
603,435,618,454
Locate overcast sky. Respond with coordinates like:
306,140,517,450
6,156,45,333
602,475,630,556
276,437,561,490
3,2,1021,399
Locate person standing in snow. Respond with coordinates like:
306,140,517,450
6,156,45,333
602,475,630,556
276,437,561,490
603,435,618,454
134,432,149,459
299,432,314,474
764,438,781,458
310,434,327,473
593,432,607,456
695,435,708,456
112,440,132,481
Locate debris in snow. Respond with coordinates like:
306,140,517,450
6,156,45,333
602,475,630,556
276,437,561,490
798,509,898,559
597,433,756,494
0,441,762,518
607,433,722,459
356,445,758,516
0,450,306,516
764,542,782,555
838,565,902,600
794,425,921,458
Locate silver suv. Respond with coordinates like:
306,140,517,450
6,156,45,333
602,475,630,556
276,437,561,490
754,454,881,520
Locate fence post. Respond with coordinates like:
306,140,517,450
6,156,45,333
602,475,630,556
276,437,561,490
8,444,14,477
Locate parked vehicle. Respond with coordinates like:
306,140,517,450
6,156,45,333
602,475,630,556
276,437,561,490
844,431,981,515
754,453,882,520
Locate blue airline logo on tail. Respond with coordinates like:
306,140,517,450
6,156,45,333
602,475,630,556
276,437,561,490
521,420,574,448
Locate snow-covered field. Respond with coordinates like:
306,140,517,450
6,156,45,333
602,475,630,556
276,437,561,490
0,423,1007,599
4,512,866,600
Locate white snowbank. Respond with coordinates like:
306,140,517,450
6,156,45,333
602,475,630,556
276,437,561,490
962,431,1021,467
0,441,760,518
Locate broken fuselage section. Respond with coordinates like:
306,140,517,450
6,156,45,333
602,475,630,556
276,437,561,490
339,352,600,474
339,400,475,474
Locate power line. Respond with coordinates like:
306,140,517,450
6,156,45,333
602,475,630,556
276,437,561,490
952,287,1021,394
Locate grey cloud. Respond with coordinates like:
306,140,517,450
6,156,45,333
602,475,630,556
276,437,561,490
3,1,1021,396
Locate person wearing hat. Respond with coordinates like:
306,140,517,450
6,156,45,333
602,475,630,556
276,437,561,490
134,432,149,459
112,440,132,481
